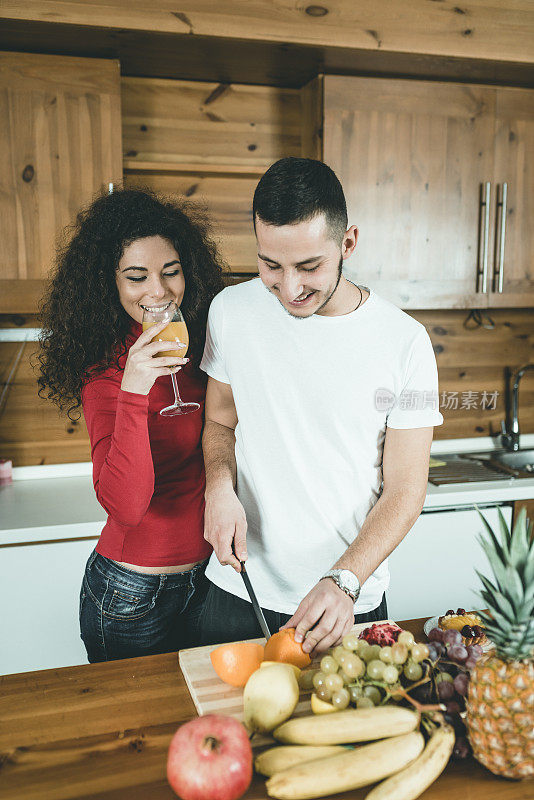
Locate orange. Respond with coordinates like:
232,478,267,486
210,641,264,687
263,628,311,669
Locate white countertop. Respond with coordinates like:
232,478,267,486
423,475,534,510
0,476,105,532
2,434,534,541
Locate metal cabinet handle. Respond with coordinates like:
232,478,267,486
494,182,507,293
479,182,491,293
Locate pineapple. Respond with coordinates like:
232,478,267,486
466,506,534,779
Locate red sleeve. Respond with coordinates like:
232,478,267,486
82,379,154,527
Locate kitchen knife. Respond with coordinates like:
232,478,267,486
239,561,272,640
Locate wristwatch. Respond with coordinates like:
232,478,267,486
321,569,360,603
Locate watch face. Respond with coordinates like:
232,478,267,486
340,570,360,592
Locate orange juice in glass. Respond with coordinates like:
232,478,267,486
141,303,199,416
142,319,189,358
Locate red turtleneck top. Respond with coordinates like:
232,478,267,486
81,322,211,566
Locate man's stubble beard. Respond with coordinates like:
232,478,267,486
267,255,344,320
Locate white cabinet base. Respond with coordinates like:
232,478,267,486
387,504,513,622
0,536,98,675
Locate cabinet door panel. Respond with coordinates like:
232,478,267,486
387,505,512,621
490,87,534,307
0,536,98,674
324,77,495,309
0,52,122,282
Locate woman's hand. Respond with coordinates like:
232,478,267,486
121,320,188,396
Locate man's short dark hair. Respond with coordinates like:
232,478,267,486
253,158,348,244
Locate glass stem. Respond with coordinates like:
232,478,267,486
171,368,183,407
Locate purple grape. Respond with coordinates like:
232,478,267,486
453,736,471,760
426,643,438,660
470,644,484,657
446,700,461,714
438,681,455,700
428,627,444,642
465,657,477,671
472,625,484,637
453,673,469,696
411,683,432,703
431,642,446,659
448,644,468,663
444,713,466,735
442,630,462,646
461,625,474,638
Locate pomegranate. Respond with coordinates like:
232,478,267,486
358,622,402,646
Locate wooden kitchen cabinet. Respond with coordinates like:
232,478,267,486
0,51,122,311
490,86,534,307
321,75,534,309
122,76,302,275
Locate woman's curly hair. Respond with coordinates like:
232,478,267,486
38,188,226,420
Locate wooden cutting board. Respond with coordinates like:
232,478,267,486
179,619,394,746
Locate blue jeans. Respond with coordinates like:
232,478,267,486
79,550,209,662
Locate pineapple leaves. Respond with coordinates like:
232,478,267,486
477,534,508,590
475,571,517,621
509,506,529,569
498,506,514,554
475,505,534,661
505,565,525,608
475,507,506,564
477,605,511,633
525,547,534,588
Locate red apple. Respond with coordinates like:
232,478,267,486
167,714,253,800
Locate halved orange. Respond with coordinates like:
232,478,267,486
210,641,264,687
263,628,311,668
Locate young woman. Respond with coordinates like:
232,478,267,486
38,188,225,661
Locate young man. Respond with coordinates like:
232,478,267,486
199,158,443,655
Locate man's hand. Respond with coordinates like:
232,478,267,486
204,486,248,573
280,579,354,656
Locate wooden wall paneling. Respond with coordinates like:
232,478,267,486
0,280,46,313
2,307,534,464
300,76,323,160
124,170,259,274
410,308,534,440
325,76,496,309
122,77,302,275
2,20,533,92
489,86,534,307
2,2,533,64
121,78,301,169
0,340,90,467
0,51,122,295
513,500,534,530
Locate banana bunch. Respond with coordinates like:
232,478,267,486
254,705,455,800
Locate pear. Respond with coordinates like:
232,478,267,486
243,663,299,734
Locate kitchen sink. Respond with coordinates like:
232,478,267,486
428,453,515,485
489,448,534,473
427,449,534,485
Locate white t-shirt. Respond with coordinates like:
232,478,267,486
200,278,443,614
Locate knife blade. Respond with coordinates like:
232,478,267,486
239,561,272,640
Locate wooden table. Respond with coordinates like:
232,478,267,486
0,618,529,800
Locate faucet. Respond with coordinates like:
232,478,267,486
501,364,534,451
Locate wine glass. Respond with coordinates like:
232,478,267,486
142,303,200,416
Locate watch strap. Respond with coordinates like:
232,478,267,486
321,569,360,603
